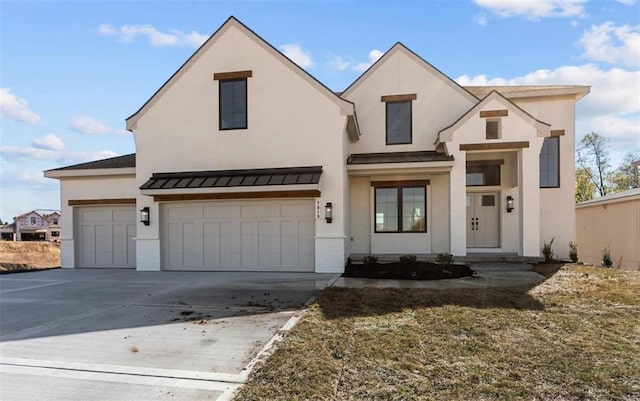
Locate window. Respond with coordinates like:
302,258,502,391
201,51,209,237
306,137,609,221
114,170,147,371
386,101,412,144
30,217,36,225
540,137,559,187
466,165,501,186
51,231,60,237
375,185,426,233
219,79,247,130
486,120,500,139
52,218,58,225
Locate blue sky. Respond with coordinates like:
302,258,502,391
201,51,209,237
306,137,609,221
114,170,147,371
1,0,639,221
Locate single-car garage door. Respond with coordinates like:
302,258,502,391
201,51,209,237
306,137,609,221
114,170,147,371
75,206,136,268
162,200,314,272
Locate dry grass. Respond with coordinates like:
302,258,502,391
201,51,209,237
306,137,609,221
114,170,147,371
0,241,61,273
235,265,640,401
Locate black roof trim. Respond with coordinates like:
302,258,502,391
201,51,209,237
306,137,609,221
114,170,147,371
45,154,136,171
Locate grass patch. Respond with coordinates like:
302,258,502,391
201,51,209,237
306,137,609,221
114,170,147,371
234,265,640,400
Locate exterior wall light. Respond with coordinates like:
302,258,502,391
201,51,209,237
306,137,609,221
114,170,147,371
325,202,333,223
506,196,514,213
140,207,150,226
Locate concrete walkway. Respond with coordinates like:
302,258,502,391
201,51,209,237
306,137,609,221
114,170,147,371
0,269,334,401
330,262,545,289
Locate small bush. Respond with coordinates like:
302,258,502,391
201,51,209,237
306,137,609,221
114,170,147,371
399,254,417,265
435,252,454,265
362,255,378,265
602,246,613,268
542,237,555,263
569,242,579,263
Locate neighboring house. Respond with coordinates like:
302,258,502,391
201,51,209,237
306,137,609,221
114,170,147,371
576,188,640,270
0,223,16,241
1,210,61,241
44,17,589,272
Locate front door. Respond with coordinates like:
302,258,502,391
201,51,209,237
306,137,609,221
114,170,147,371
466,192,500,248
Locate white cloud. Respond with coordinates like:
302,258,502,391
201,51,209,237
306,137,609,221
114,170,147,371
474,14,488,26
579,22,640,67
0,146,118,164
615,0,636,5
279,44,314,68
352,50,384,72
328,56,351,71
474,0,586,20
32,134,64,151
0,88,41,125
330,49,384,73
70,115,123,135
97,24,208,48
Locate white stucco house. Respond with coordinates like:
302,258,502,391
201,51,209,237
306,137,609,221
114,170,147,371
45,17,589,272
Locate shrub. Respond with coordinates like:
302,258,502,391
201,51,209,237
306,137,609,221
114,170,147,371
435,252,454,265
602,246,613,268
399,254,417,265
362,255,378,265
542,237,555,263
569,242,579,263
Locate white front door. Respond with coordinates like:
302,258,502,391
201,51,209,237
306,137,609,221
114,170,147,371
161,200,315,272
466,193,500,248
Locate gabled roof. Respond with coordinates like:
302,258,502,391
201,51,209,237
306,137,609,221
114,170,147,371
341,42,478,103
126,16,355,131
437,91,551,144
45,154,135,171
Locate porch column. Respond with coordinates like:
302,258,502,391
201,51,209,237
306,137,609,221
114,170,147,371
519,148,540,256
449,153,467,256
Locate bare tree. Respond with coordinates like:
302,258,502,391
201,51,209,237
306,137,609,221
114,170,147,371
611,151,640,192
577,132,612,197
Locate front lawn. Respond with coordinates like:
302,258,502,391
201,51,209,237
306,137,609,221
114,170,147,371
234,265,640,400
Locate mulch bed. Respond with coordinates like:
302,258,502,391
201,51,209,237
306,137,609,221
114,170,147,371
343,261,473,280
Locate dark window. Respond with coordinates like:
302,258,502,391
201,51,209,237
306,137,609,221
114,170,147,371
219,79,247,130
540,137,559,188
466,165,501,186
52,218,58,225
30,217,36,225
486,120,499,139
481,195,496,206
51,231,60,237
386,101,412,144
375,186,426,233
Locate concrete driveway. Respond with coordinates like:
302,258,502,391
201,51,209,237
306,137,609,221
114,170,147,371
0,269,335,401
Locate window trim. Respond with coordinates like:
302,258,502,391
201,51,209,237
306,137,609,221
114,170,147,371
382,94,416,146
540,136,560,188
218,78,248,131
373,182,427,234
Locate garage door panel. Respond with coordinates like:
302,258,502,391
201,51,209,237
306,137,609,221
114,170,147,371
76,206,136,269
162,200,314,271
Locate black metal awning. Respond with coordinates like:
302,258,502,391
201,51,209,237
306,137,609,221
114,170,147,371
347,151,453,165
140,166,322,190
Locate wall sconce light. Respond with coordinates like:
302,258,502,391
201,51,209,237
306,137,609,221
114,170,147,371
140,207,150,226
324,202,333,223
506,196,514,213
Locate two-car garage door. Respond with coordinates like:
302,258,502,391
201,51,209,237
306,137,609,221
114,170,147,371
162,200,315,272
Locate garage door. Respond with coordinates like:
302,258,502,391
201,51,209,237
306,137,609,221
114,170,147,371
75,206,136,268
162,200,314,272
